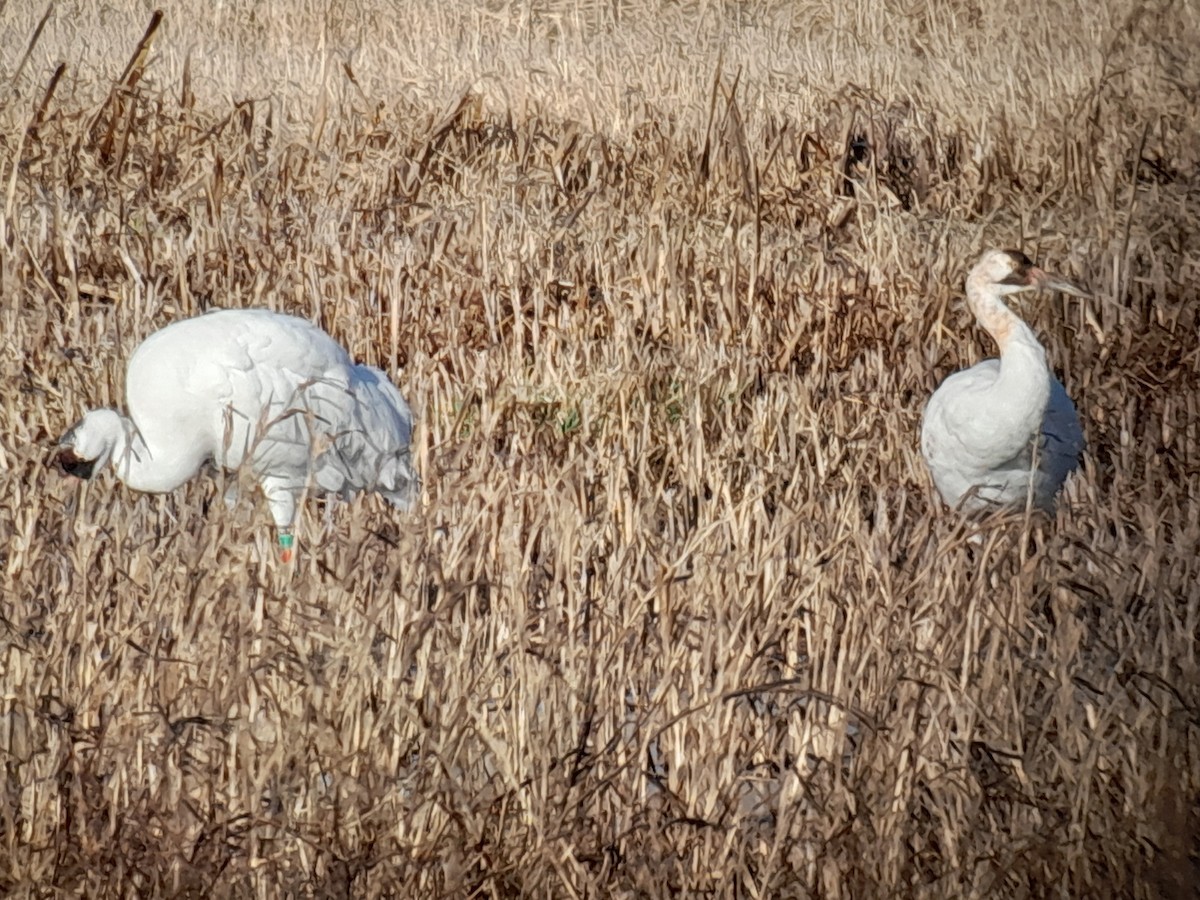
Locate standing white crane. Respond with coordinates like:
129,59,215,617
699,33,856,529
55,308,419,560
921,249,1088,513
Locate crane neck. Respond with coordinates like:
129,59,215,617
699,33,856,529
97,410,200,493
965,279,1043,361
964,278,1051,427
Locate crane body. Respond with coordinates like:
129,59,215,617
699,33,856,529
56,309,419,559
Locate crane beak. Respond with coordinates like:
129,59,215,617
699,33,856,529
1029,267,1090,298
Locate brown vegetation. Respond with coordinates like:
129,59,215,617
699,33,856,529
1,1,1198,896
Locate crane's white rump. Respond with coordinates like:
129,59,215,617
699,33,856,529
56,309,419,555
921,250,1087,513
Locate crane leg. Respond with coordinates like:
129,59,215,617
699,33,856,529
260,476,301,562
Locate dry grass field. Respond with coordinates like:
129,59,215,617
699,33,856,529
2,0,1199,896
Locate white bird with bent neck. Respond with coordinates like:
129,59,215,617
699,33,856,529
56,309,420,560
921,249,1087,513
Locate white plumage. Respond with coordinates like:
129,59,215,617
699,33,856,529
56,309,419,557
921,249,1087,512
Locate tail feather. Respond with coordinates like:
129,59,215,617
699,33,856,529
308,364,419,506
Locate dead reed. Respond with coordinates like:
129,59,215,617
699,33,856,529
1,0,1198,896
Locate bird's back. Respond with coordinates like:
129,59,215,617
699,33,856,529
126,310,346,457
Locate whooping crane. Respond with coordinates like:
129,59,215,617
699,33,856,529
56,309,419,560
921,249,1088,513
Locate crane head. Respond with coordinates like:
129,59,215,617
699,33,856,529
56,446,98,479
54,410,122,479
976,249,1090,298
